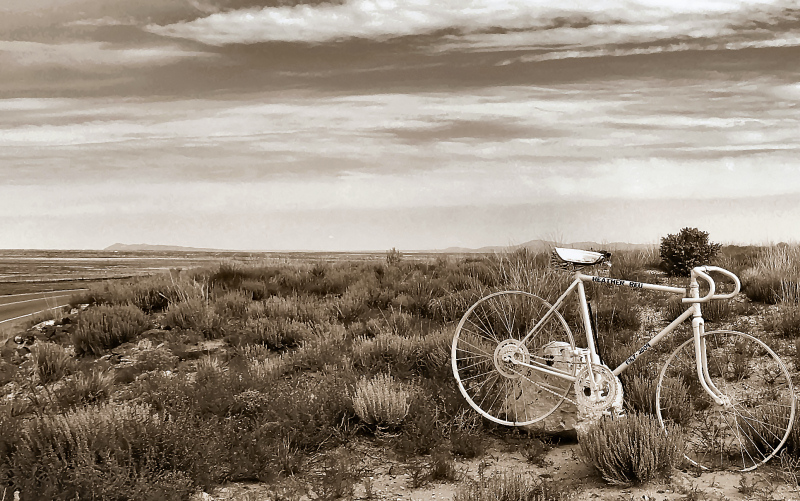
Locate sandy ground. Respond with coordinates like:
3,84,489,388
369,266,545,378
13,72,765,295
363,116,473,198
194,436,800,501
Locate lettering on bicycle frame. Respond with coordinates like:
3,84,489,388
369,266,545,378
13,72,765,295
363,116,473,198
592,276,644,289
624,342,651,366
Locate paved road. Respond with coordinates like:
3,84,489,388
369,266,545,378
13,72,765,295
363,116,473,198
0,289,85,326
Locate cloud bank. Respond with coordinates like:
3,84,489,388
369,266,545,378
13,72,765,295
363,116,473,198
147,0,797,59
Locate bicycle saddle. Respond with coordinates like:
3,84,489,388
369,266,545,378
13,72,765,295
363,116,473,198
553,247,610,266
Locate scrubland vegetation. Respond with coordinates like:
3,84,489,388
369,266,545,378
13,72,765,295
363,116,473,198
2,241,800,499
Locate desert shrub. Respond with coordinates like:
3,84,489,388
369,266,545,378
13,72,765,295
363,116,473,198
163,298,224,338
450,430,485,458
458,259,500,287
80,275,206,313
593,289,641,332
238,279,272,300
229,317,312,350
579,413,685,485
30,342,75,385
134,347,180,372
289,324,349,373
742,270,783,304
386,247,402,265
610,248,657,282
660,227,722,277
57,369,115,408
738,403,797,460
352,373,410,429
72,304,150,356
249,294,331,324
261,373,357,451
4,402,194,499
317,448,362,500
410,447,461,486
741,245,800,304
213,289,252,319
495,250,572,303
352,328,450,378
765,305,800,338
453,471,570,501
621,370,665,416
432,288,484,322
395,391,444,456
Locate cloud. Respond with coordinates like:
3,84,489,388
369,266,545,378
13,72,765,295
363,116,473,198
146,0,795,55
0,41,213,67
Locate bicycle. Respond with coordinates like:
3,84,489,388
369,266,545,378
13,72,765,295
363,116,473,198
451,247,796,472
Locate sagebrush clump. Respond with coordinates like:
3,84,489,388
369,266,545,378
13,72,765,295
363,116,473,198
579,413,685,485
71,304,150,356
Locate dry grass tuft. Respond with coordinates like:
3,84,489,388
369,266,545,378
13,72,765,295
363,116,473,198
352,373,410,429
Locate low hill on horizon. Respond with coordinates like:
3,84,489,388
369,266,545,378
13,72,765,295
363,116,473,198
104,243,235,253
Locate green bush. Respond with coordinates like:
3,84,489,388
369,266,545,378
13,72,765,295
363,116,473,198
660,227,722,277
579,413,685,485
71,305,150,356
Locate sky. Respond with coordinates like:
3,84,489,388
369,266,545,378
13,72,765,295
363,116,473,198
1,0,799,251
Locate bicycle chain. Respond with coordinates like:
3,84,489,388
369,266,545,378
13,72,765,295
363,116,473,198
509,360,582,408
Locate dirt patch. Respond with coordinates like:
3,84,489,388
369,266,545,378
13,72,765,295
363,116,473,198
192,436,799,500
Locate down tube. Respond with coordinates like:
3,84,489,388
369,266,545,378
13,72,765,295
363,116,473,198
612,307,695,376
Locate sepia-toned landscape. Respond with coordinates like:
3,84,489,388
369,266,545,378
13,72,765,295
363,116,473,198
2,241,800,500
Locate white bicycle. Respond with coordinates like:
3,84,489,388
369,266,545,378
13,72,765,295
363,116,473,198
452,248,796,471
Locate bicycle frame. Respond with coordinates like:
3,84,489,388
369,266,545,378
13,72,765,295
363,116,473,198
512,266,741,406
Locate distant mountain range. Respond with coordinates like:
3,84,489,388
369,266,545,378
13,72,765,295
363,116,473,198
441,239,655,253
104,243,234,252
105,240,655,253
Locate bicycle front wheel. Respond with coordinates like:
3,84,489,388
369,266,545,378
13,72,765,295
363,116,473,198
452,291,575,426
656,330,795,471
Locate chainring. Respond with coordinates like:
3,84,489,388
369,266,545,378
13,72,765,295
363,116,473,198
575,364,623,414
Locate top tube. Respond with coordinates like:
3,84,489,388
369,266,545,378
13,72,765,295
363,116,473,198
577,273,686,296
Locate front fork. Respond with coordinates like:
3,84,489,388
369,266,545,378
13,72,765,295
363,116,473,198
690,274,728,407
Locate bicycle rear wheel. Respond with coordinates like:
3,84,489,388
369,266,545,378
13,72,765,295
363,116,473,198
452,291,576,426
656,330,795,471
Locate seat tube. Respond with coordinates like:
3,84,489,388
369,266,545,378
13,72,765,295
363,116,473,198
576,278,601,366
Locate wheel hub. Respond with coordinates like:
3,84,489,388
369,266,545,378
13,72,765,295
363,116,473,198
494,340,529,379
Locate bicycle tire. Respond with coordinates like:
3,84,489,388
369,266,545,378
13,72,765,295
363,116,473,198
452,290,576,426
656,330,795,471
